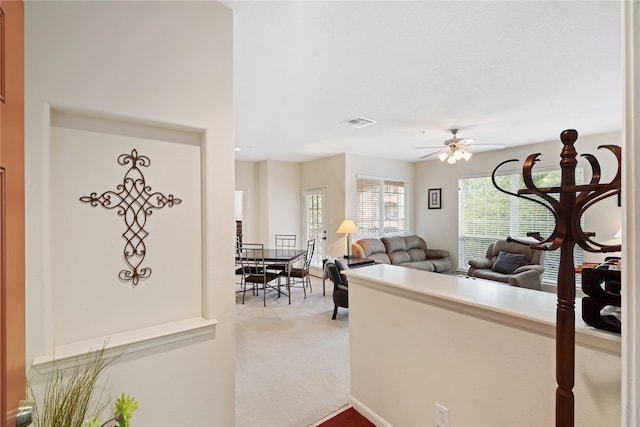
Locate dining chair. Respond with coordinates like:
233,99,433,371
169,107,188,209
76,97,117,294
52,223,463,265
235,237,262,286
280,238,315,299
266,234,297,273
236,243,281,306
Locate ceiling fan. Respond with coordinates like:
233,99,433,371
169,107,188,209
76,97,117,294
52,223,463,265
414,129,505,163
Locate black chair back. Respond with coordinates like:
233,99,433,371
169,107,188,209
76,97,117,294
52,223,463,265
326,261,349,319
325,262,345,286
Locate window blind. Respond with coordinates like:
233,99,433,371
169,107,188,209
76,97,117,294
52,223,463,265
458,169,584,285
357,177,407,237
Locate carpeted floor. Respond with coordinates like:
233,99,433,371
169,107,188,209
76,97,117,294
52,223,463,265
235,276,350,427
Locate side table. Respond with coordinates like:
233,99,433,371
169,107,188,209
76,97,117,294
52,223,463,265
322,257,376,295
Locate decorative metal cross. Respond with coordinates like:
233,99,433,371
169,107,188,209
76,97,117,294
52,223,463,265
80,149,182,286
492,129,621,427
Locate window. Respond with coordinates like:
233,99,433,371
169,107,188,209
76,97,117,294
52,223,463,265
356,177,408,237
458,169,584,285
303,188,326,265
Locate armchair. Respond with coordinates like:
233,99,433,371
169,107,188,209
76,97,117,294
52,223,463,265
325,259,350,319
467,238,545,290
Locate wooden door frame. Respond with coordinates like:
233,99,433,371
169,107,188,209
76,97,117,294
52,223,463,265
0,1,25,426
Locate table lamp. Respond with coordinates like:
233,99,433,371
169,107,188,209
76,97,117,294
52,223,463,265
336,219,358,259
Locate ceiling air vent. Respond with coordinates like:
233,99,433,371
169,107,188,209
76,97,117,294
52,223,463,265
342,116,376,128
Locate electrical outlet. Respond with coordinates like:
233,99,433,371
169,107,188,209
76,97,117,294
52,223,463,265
435,403,449,427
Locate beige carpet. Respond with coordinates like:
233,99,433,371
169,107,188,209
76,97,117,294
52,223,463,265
235,276,350,427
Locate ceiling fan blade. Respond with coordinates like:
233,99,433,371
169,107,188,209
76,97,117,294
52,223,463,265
445,137,475,145
467,143,507,148
414,145,444,150
419,150,441,159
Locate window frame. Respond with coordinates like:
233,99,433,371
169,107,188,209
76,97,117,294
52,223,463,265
356,175,409,238
458,167,584,286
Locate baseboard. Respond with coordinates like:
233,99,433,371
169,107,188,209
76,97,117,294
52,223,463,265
349,395,393,427
309,403,352,426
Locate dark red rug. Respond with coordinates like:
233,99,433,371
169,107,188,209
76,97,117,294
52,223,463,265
317,407,375,427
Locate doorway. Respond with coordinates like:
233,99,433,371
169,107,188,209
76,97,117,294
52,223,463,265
302,187,326,268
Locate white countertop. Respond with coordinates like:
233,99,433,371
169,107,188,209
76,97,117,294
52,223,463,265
345,264,621,354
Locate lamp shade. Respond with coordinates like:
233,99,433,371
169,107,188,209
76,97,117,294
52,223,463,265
336,219,358,234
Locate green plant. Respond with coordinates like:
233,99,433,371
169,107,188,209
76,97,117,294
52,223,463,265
84,419,102,427
29,345,138,427
115,393,139,427
30,347,114,427
84,392,139,427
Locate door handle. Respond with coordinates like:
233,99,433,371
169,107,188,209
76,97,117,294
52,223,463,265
16,400,34,427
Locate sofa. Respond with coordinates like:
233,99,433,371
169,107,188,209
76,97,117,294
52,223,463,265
351,235,451,273
467,237,545,290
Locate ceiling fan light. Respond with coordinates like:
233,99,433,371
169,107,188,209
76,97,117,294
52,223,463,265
453,149,464,160
447,156,457,164
438,151,449,162
462,151,472,161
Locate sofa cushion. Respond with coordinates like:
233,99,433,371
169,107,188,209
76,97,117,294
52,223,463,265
381,236,406,253
357,238,391,264
470,268,511,283
388,250,411,265
492,251,525,274
404,235,427,250
429,258,452,273
491,239,539,264
426,248,450,259
404,235,428,262
358,238,386,255
407,248,427,262
382,236,411,265
403,261,435,272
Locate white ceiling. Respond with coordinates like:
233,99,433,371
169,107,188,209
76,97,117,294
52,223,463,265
226,0,622,163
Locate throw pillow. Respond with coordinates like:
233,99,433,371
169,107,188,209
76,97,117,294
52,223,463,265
492,251,525,274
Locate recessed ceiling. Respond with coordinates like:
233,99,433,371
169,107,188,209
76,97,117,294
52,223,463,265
225,1,622,163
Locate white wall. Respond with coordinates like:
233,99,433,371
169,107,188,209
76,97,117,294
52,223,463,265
265,160,301,243
236,159,302,247
235,160,258,242
415,130,623,270
348,267,621,426
25,2,235,426
301,154,346,258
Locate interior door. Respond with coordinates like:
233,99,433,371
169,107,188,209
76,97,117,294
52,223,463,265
0,1,25,426
302,188,326,266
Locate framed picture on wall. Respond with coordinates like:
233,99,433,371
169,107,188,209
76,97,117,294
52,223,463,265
428,188,441,209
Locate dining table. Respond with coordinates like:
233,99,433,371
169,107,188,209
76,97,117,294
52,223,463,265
236,247,307,304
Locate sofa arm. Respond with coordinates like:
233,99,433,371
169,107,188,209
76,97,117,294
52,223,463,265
425,248,450,259
468,257,493,269
351,242,366,259
509,269,542,290
514,264,544,274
